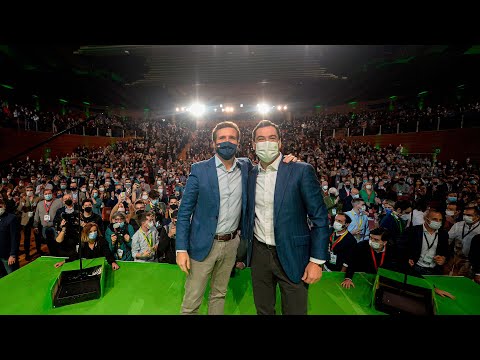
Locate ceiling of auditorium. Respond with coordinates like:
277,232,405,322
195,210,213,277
0,44,478,112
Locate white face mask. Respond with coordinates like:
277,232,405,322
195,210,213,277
401,213,410,221
147,221,154,228
427,219,442,230
255,141,279,163
0,208,5,216
445,210,454,216
361,205,366,212
369,240,382,250
142,195,149,200
333,221,344,232
464,215,474,224
352,194,359,199
322,185,328,191
366,185,372,190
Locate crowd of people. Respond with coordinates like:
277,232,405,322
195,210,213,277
1,101,479,315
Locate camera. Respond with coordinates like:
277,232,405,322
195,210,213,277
61,211,80,227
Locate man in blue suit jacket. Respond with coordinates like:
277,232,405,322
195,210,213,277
244,120,330,315
176,121,294,315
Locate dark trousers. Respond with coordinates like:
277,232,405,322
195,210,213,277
23,220,42,255
251,238,308,315
414,263,442,276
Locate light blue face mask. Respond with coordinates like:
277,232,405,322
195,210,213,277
369,240,382,250
88,232,98,240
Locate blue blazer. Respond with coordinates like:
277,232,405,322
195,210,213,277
245,158,330,283
176,156,252,262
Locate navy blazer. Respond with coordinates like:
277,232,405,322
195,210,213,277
245,157,330,283
176,156,252,262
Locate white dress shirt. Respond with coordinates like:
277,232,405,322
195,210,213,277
214,155,242,235
417,224,439,268
448,220,480,257
253,154,324,265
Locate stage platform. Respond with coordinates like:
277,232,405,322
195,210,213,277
1,257,479,315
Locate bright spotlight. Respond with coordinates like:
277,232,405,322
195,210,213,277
240,104,243,108
189,103,205,117
175,107,179,112
181,107,185,111
220,104,223,108
283,105,287,110
277,105,282,110
221,108,225,112
214,108,217,112
258,103,270,114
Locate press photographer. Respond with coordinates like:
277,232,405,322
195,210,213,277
105,212,135,261
53,193,81,258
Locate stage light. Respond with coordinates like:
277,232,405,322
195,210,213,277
214,108,217,112
176,107,180,112
220,104,223,108
277,105,282,110
221,108,225,112
258,103,270,114
240,104,243,107
283,105,287,110
181,107,185,111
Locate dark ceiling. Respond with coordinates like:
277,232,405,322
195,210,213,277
0,44,479,112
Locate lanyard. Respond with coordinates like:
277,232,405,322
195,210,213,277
330,231,348,251
393,214,404,233
43,200,53,214
141,229,153,248
423,232,438,250
370,246,386,271
462,222,480,239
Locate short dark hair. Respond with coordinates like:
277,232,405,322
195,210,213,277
336,212,352,225
211,121,241,143
82,199,93,206
395,200,412,212
464,204,480,216
137,212,151,225
252,120,281,142
351,198,364,206
370,227,391,242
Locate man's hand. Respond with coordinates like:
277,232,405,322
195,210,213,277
111,262,120,271
434,288,455,300
351,229,361,235
124,234,130,242
54,260,65,268
168,224,176,238
341,278,355,289
433,255,446,266
111,233,117,243
301,262,322,284
176,252,191,275
408,259,415,267
283,154,299,163
8,256,16,266
235,261,246,270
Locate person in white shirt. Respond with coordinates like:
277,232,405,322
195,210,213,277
131,212,159,262
448,204,480,257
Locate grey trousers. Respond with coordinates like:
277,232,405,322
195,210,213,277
181,235,240,315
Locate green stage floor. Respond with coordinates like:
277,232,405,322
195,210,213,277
0,257,479,315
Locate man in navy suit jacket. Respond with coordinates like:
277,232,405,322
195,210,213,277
176,121,295,315
244,120,330,315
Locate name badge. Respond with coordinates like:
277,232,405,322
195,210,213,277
423,254,433,264
329,251,337,265
117,249,124,259
332,208,337,216
28,211,34,218
44,214,50,221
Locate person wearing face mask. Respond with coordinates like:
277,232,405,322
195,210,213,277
345,198,370,243
90,188,103,216
156,210,177,264
324,213,357,272
360,181,377,208
0,199,19,278
54,222,119,271
392,177,410,200
448,204,480,258
177,121,296,315
404,209,449,275
324,187,343,219
342,187,360,212
33,188,63,256
53,194,81,258
105,212,134,262
444,203,460,232
80,199,104,234
320,180,330,198
18,185,43,260
341,227,399,289
243,120,329,315
379,200,412,244
131,212,159,263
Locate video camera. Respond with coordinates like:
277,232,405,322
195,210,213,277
61,211,80,228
